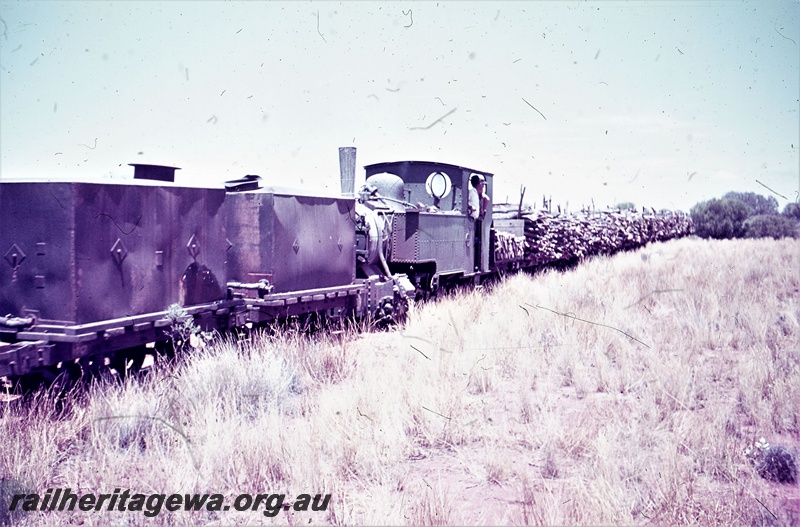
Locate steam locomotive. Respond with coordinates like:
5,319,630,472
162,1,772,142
0,150,519,387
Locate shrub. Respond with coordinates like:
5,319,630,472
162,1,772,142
615,202,636,211
743,214,799,239
757,445,797,484
782,202,800,221
690,198,749,239
747,438,798,484
723,191,779,216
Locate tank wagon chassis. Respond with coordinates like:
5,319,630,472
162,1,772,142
0,277,411,389
0,277,407,389
0,300,240,387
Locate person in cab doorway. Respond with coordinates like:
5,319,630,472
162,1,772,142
468,174,490,271
468,174,489,221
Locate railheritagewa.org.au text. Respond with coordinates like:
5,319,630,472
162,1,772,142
9,488,331,518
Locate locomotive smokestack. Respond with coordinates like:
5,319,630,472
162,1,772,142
338,147,356,197
129,164,180,182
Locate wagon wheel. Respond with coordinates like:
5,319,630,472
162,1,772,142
109,346,148,379
49,361,84,404
80,355,109,382
229,324,252,345
154,339,176,362
12,361,83,396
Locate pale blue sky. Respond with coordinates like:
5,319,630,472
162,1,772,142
1,0,798,211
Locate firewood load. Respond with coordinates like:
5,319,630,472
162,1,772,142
491,205,693,266
492,229,526,262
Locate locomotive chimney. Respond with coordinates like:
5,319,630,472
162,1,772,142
338,147,356,197
129,164,180,182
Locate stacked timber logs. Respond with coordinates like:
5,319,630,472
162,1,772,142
493,230,526,262
492,204,693,267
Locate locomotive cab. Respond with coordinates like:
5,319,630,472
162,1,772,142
360,161,494,296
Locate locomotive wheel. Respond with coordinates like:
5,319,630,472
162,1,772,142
373,296,409,328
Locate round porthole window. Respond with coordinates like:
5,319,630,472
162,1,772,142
425,171,452,200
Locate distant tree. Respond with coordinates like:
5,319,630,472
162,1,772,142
616,202,636,211
744,214,799,239
723,191,779,216
690,198,749,239
782,202,800,221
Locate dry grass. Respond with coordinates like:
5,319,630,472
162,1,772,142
2,236,799,526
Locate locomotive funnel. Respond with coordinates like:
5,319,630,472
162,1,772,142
339,147,356,197
129,163,181,182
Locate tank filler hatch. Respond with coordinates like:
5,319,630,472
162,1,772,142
129,164,181,182
224,174,262,192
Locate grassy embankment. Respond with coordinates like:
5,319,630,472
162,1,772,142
1,236,798,526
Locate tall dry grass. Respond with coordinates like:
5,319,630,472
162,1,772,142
1,236,798,526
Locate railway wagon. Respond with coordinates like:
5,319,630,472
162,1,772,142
0,165,237,381
224,181,369,325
